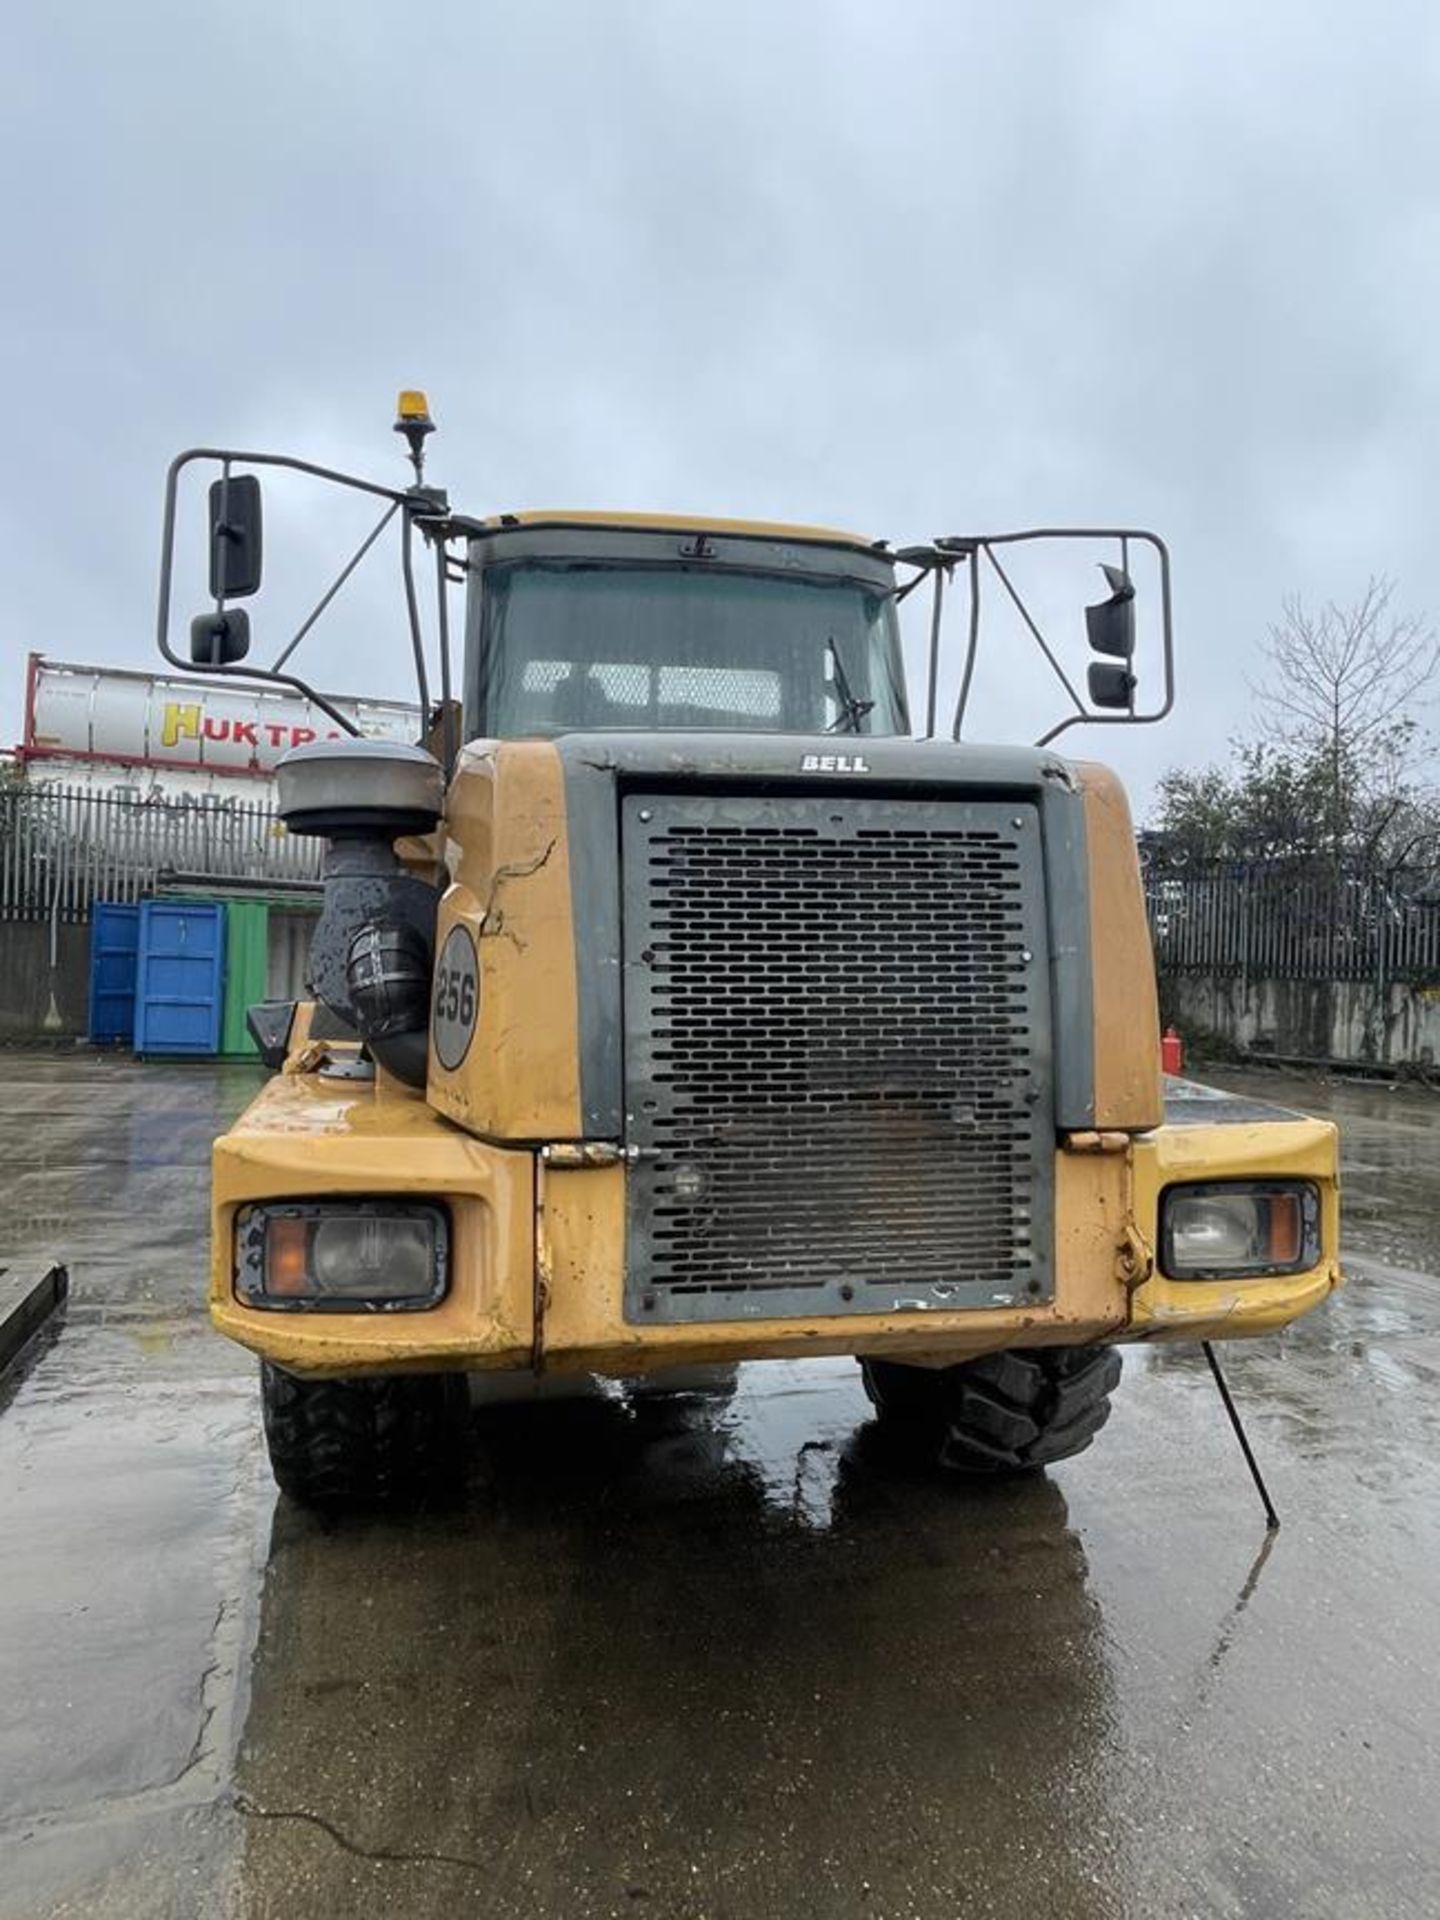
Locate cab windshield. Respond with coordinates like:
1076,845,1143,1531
471,561,909,737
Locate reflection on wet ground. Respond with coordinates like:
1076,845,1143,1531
238,1393,1121,1918
2,1055,1439,1917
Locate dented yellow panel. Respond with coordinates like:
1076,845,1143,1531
426,741,584,1140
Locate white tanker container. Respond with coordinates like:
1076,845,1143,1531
21,654,420,794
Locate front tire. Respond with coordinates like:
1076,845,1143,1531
861,1346,1122,1475
260,1362,470,1508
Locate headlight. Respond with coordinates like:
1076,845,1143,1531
235,1201,449,1310
1160,1181,1320,1280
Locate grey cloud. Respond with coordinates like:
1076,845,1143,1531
4,0,1439,807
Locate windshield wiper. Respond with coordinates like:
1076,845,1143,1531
825,637,874,734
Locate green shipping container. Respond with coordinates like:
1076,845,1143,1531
221,899,269,1058
165,889,318,1059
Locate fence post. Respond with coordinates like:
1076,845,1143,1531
1375,870,1389,1064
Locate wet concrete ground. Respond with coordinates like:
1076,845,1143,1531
2,1052,1439,1918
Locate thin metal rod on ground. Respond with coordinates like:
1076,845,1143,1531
1202,1339,1281,1531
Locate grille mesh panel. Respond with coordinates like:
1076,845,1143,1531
622,793,1054,1322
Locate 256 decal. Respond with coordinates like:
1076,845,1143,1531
432,925,479,1071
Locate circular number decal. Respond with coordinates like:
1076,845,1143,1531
432,924,479,1071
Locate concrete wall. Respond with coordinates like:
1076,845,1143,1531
1167,972,1440,1069
0,922,92,1040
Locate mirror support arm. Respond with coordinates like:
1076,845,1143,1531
952,546,982,740
214,459,232,611
156,448,416,739
271,501,400,672
433,534,457,773
398,507,432,724
924,564,946,737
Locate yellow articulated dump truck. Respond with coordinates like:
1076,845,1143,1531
156,395,1340,1505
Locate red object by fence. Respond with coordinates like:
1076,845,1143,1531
1161,1026,1184,1075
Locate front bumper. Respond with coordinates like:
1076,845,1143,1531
1126,1089,1342,1341
211,1073,1340,1376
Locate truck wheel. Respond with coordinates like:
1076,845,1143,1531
259,1362,470,1508
861,1346,1122,1475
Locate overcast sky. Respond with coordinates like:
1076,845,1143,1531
4,0,1439,812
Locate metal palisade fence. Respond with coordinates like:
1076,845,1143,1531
1145,859,1440,985
0,780,322,922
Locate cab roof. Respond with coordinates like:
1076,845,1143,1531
469,510,883,553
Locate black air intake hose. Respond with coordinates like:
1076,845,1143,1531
306,835,440,1088
363,1026,430,1089
346,919,434,1090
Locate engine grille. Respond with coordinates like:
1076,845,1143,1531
621,791,1054,1322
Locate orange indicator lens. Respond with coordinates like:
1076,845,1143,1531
265,1217,311,1296
1267,1193,1303,1265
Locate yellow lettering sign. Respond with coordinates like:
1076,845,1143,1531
160,702,201,748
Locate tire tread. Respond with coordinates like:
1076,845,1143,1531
862,1345,1123,1477
260,1363,468,1508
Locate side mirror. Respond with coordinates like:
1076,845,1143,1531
1085,563,1135,660
1088,661,1136,708
190,608,251,665
207,474,264,599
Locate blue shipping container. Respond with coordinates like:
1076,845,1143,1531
134,901,226,1056
88,902,141,1044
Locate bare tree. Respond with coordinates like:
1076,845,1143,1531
1250,577,1440,863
